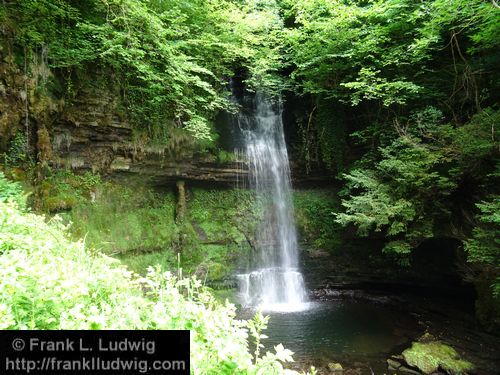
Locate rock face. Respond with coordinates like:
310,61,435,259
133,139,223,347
1,48,330,187
51,116,248,186
0,50,248,186
0,49,330,188
48,85,249,186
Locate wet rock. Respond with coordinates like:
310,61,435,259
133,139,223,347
417,332,437,343
312,287,395,304
307,249,330,258
387,358,402,370
205,276,238,290
191,221,208,242
328,362,343,373
398,365,422,375
109,156,130,171
0,62,250,187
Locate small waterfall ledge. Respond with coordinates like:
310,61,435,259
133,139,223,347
235,92,309,313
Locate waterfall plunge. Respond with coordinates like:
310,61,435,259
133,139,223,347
236,93,308,312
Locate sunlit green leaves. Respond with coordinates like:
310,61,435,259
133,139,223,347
284,0,499,109
335,169,416,237
285,0,428,101
0,173,26,210
341,68,420,106
0,176,307,374
2,0,287,145
465,197,500,265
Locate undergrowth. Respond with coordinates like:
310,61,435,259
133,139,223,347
39,171,259,281
294,189,342,251
0,173,316,374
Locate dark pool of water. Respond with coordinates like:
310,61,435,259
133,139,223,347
250,301,421,373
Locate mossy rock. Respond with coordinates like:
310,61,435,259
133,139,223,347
327,362,343,372
402,341,474,374
43,195,79,212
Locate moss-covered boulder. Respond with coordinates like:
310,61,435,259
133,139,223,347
327,362,343,373
43,195,79,212
402,341,474,374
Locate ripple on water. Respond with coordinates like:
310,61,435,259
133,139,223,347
246,300,420,369
258,301,318,313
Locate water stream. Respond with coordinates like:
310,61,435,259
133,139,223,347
235,93,308,312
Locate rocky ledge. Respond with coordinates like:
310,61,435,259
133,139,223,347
50,117,248,186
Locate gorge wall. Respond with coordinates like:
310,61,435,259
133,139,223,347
0,51,331,188
0,49,250,187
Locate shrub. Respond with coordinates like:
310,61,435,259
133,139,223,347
0,172,27,209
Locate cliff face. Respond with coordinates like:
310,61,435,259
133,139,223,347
0,50,247,186
50,91,247,186
0,46,332,188
0,54,30,151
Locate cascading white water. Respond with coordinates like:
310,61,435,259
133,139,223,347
236,93,308,312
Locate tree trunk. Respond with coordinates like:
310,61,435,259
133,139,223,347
176,180,186,223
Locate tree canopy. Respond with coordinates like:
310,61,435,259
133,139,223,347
279,0,499,291
1,0,284,143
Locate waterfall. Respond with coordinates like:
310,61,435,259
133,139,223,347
235,92,308,312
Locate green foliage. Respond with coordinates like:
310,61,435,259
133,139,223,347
294,190,341,250
446,108,500,169
281,1,499,270
285,0,422,103
247,312,297,374
341,67,420,107
0,174,310,374
335,137,445,260
316,102,347,171
40,170,101,212
493,277,500,299
182,188,258,278
46,175,259,280
2,0,499,324
294,99,347,173
336,169,416,237
38,171,179,272
248,311,270,362
0,172,27,210
118,249,177,278
336,107,498,264
1,132,30,167
68,182,177,256
0,226,277,371
188,188,257,245
464,197,500,297
232,0,287,95
216,149,238,164
464,197,500,265
1,0,286,145
285,0,499,107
